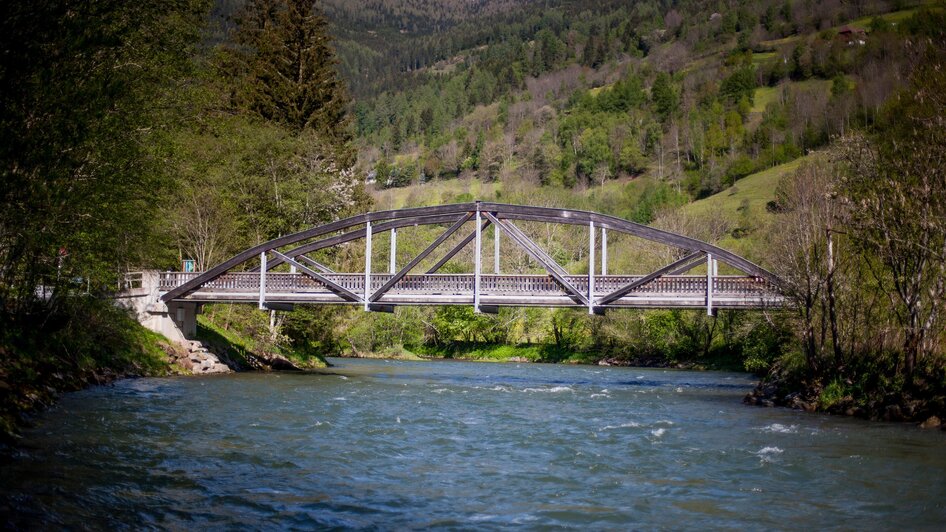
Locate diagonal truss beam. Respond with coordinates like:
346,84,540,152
488,215,568,277
482,213,588,307
426,219,491,274
668,255,706,275
297,255,335,274
271,251,362,303
370,213,474,302
597,251,705,306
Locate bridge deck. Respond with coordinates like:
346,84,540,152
159,272,781,309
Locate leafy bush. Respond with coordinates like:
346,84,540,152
725,156,758,186
818,379,849,410
631,182,689,223
720,65,757,104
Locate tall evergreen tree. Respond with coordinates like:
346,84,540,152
651,72,678,122
231,0,352,148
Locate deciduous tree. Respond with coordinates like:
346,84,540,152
836,54,946,380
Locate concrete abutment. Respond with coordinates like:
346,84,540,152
115,270,197,344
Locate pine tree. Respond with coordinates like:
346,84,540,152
651,72,678,122
231,0,352,146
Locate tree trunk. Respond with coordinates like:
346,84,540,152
904,309,921,383
826,229,842,369
803,295,819,376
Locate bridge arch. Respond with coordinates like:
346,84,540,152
160,202,781,313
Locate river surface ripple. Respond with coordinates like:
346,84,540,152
2,358,945,529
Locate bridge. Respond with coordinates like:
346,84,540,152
124,203,782,342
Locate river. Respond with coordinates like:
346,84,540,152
2,358,945,528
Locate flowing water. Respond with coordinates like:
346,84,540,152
2,358,945,529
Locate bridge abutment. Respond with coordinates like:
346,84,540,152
162,301,198,341
116,271,197,344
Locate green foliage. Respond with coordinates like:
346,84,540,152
631,182,688,223
166,115,363,265
601,76,647,112
533,29,568,74
431,306,510,345
548,309,588,351
741,319,791,374
200,305,281,356
413,342,592,364
903,7,946,39
720,66,757,104
0,0,211,307
725,156,758,186
651,72,678,121
227,0,353,147
619,143,647,175
818,379,849,410
576,127,612,179
281,306,348,358
344,307,425,353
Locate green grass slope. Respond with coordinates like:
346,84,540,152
681,156,810,263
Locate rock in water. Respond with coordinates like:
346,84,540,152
920,416,942,429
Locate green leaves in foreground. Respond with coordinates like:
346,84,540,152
0,0,210,308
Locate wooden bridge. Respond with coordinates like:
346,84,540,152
157,202,782,315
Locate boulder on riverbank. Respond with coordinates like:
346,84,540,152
166,341,232,375
165,340,305,374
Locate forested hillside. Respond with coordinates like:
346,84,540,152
323,0,946,420
351,1,931,198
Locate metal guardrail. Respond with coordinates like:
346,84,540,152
159,271,778,300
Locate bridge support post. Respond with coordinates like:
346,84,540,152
474,205,482,313
601,227,607,276
390,227,397,274
365,221,372,311
494,224,500,274
165,301,199,341
259,251,267,310
706,253,713,316
117,271,199,343
588,221,595,314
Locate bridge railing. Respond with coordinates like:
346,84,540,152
121,271,144,291
158,271,776,298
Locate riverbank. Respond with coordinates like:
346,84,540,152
0,300,327,444
744,362,946,429
340,342,750,371
0,300,180,443
196,315,328,371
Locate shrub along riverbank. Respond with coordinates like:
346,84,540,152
341,339,754,371
0,299,178,443
0,299,329,444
